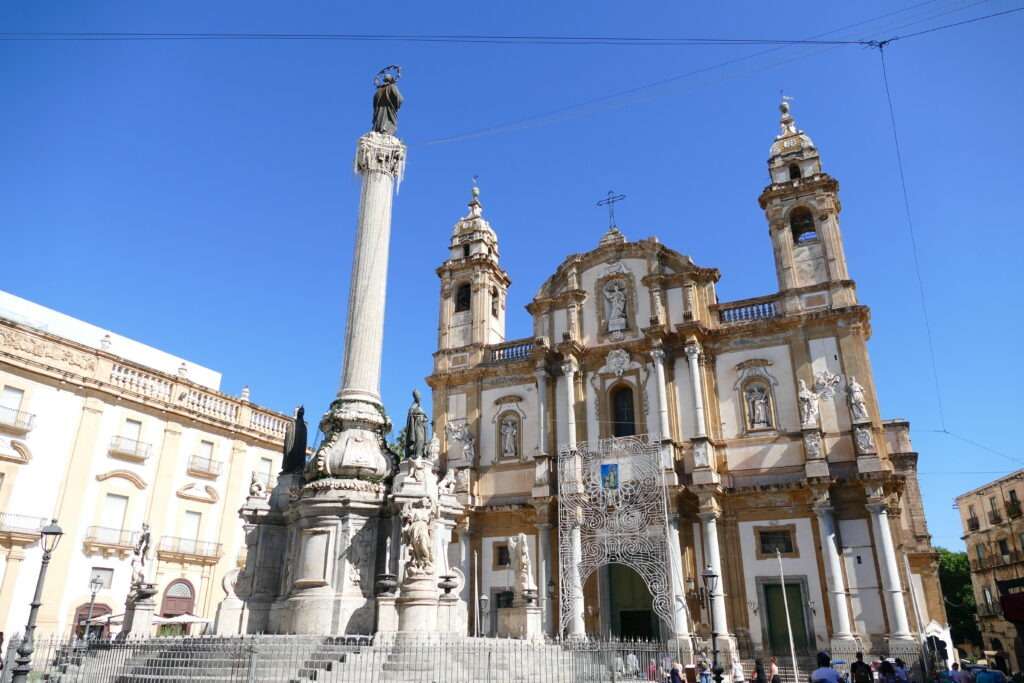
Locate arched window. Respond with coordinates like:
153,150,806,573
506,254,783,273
161,579,195,617
788,164,801,180
454,283,472,313
789,207,817,243
490,287,499,318
610,385,636,438
462,244,471,260
73,602,112,639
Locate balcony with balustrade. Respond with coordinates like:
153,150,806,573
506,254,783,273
109,435,152,463
83,525,140,558
1008,501,1022,519
967,516,981,532
187,454,222,479
157,536,222,565
0,512,47,545
0,405,35,435
713,295,781,326
989,509,1004,525
977,602,1003,619
485,338,535,364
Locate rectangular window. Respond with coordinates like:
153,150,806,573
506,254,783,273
1010,490,1020,504
977,544,987,560
198,440,214,459
756,526,798,559
90,567,114,589
1000,539,1010,556
102,494,129,530
182,511,202,540
983,586,994,605
122,418,142,442
493,542,511,569
0,386,25,411
990,496,999,512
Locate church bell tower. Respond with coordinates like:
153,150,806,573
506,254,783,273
759,99,857,313
435,184,510,362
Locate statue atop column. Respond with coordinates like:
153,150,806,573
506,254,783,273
282,405,308,474
404,389,429,460
372,65,403,136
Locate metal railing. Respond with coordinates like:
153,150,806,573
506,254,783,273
158,536,222,558
977,602,1003,618
989,509,1003,525
84,526,139,548
717,298,780,324
187,454,222,477
109,435,152,460
486,339,535,363
0,634,688,682
1008,501,1022,519
0,404,35,431
0,512,47,533
967,516,981,531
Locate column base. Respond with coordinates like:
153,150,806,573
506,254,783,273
396,574,440,633
497,605,543,641
307,397,392,481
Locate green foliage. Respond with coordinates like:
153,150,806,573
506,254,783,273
937,546,982,647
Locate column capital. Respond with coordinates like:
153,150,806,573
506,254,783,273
354,132,406,179
560,358,578,376
650,347,666,364
684,340,702,359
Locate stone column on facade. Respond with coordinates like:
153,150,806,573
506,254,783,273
535,368,548,456
568,524,586,638
813,496,855,643
311,131,405,481
666,512,694,648
0,547,26,628
561,359,578,450
456,521,471,607
866,486,914,641
698,502,730,646
650,348,674,469
685,342,707,438
535,521,554,636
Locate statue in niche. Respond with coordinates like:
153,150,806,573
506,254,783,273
798,379,820,427
371,65,403,135
404,389,429,460
847,376,869,422
249,471,267,498
745,384,772,429
446,421,476,462
854,425,876,453
281,405,308,474
401,498,436,576
130,523,151,587
603,280,628,332
500,415,519,459
509,532,537,596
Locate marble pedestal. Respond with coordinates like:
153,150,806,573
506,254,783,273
214,596,244,635
376,595,399,634
396,574,439,633
119,584,157,638
437,594,468,635
497,605,543,641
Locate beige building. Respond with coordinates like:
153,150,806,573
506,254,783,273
955,471,1024,671
0,290,287,637
424,101,949,658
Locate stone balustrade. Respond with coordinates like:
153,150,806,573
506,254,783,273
0,405,35,433
158,535,222,562
715,297,780,324
187,453,222,478
487,339,535,363
0,318,290,444
0,512,47,534
84,525,139,549
109,435,152,462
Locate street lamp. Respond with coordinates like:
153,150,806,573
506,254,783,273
479,593,490,637
12,519,64,683
701,566,724,683
84,575,104,641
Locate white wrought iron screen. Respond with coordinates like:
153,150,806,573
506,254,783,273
557,435,672,636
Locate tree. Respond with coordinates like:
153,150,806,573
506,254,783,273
937,547,982,648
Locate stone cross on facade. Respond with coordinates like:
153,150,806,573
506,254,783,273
596,190,626,229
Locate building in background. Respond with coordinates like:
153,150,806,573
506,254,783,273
955,471,1024,672
0,290,287,637
425,101,949,659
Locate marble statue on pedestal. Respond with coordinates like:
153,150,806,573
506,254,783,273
130,523,151,587
847,376,869,422
281,405,308,474
798,379,819,427
509,532,537,597
404,390,429,460
401,498,437,577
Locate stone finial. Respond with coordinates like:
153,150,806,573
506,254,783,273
779,96,798,137
240,385,251,402
598,226,626,247
467,178,483,218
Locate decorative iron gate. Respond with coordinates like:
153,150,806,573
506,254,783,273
557,435,672,636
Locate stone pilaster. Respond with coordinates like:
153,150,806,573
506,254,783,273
865,484,914,641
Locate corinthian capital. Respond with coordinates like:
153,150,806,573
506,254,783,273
684,341,701,360
650,348,666,364
560,358,577,376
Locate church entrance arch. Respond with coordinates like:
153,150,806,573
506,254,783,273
558,436,673,639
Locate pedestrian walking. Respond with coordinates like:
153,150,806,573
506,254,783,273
771,656,781,683
672,661,685,683
811,652,843,683
851,652,873,683
732,657,746,683
756,659,769,683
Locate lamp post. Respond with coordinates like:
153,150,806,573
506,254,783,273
12,519,64,683
479,593,490,637
83,575,103,641
702,566,724,683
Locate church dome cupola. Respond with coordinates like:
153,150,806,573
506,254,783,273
768,98,822,184
448,182,499,265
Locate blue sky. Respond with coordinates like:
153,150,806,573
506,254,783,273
2,1,1022,552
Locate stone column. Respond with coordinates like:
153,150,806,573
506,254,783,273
866,492,913,640
698,509,729,640
313,132,406,481
535,368,548,456
685,342,707,438
813,500,854,641
457,522,471,605
536,521,553,635
651,348,673,468
561,359,578,449
0,548,26,627
666,513,693,643
568,524,586,637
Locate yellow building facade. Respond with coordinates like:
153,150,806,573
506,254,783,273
0,291,287,637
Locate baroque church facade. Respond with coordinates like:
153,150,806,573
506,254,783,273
424,101,947,658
